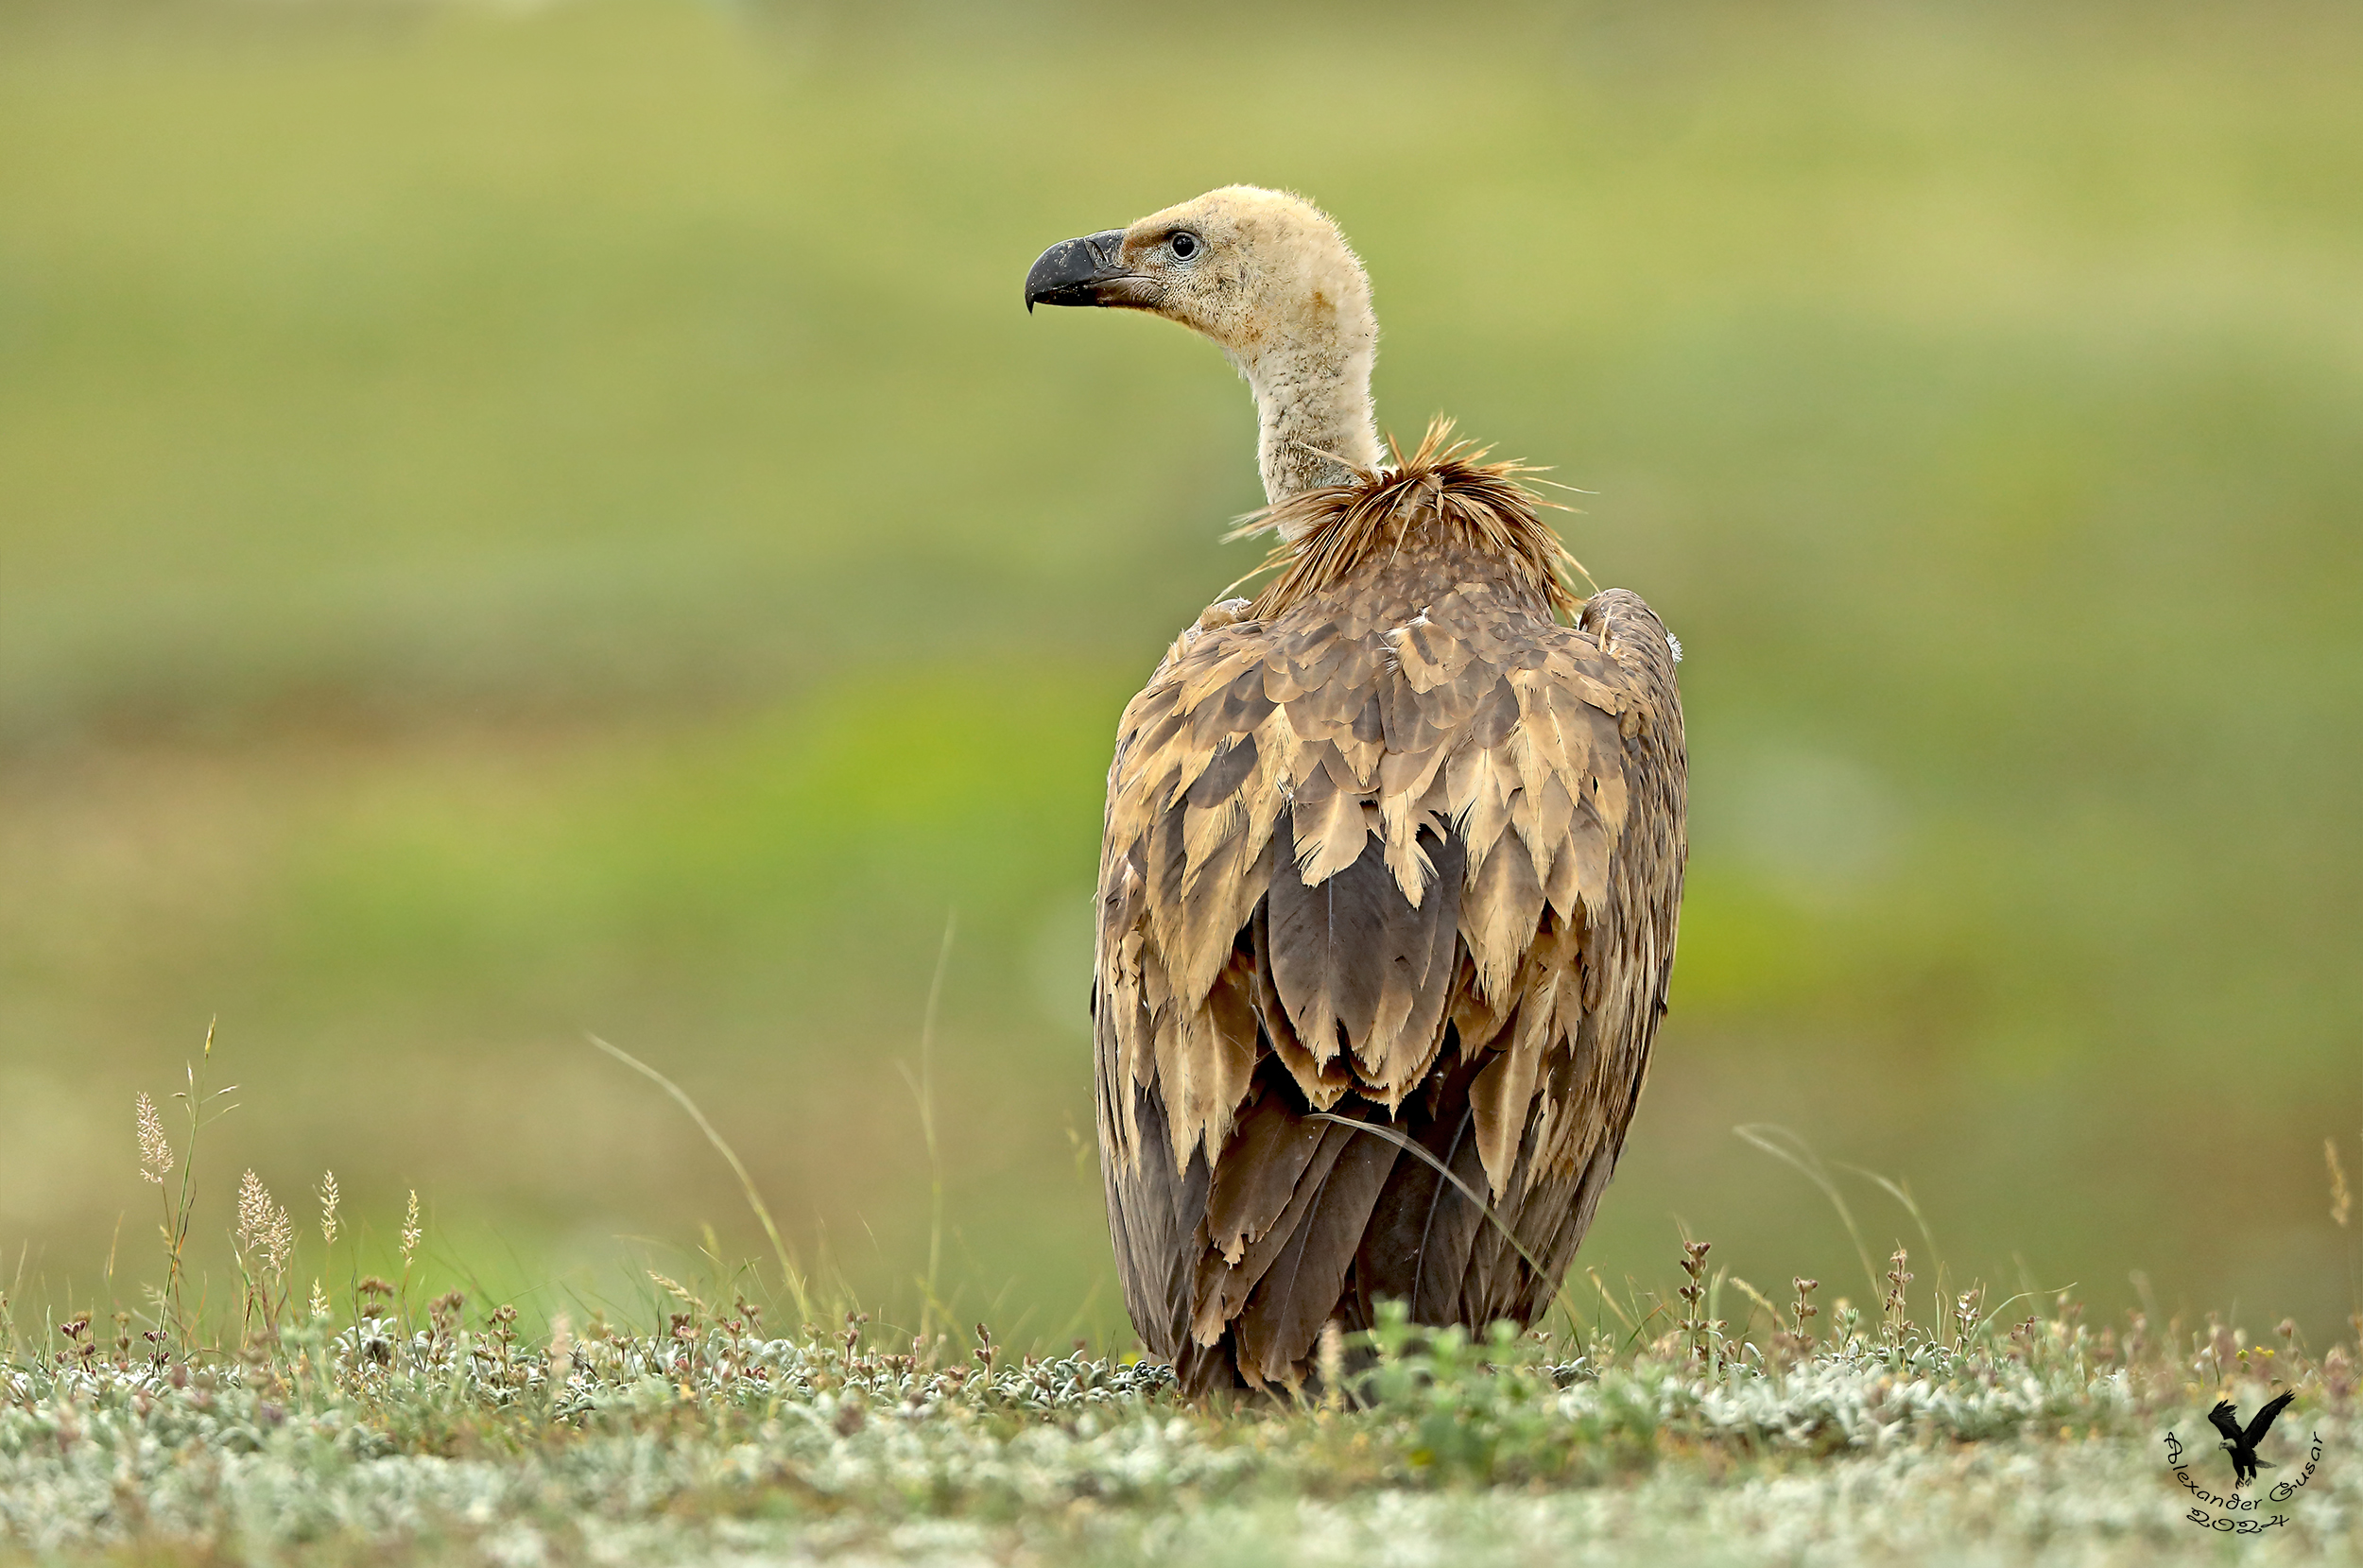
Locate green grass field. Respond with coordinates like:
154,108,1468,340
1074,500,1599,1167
3,0,2362,1556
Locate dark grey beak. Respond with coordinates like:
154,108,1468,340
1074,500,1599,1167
1025,229,1133,312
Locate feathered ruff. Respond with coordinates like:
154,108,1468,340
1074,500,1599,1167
1227,418,1586,623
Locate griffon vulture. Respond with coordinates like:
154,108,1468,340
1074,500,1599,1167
1026,186,1686,1394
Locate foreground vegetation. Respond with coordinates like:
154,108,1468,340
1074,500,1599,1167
7,1072,2355,1564
7,1267,2357,1566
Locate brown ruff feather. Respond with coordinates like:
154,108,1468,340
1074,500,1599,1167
1094,415,1686,1396
1228,418,1585,623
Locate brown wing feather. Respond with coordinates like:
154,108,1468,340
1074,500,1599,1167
1188,1118,1354,1346
1095,440,1685,1392
1094,1066,1210,1359
1233,1117,1399,1386
1201,1089,1328,1266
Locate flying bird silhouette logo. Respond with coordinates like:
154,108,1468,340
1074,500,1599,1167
2209,1392,2296,1486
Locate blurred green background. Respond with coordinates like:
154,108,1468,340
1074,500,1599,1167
3,0,2358,1348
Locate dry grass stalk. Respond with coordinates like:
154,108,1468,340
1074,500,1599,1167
1724,1275,1784,1347
134,1095,171,1187
648,1272,699,1310
177,1044,228,1261
1676,1240,1714,1364
1317,1318,1346,1411
234,1171,295,1279
906,912,956,1347
2329,1137,2352,1228
548,1311,575,1390
137,1027,239,1353
1785,1277,1820,1359
1882,1248,1913,1347
233,1168,297,1340
589,1034,814,1326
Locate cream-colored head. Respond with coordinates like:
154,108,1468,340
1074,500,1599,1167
1026,186,1383,505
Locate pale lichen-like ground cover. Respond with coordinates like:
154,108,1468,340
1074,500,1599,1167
5,1297,2356,1567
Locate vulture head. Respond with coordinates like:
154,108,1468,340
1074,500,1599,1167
1026,185,1384,505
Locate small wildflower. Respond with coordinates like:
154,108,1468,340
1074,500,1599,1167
1953,1284,1985,1347
1789,1277,1820,1349
135,1094,172,1186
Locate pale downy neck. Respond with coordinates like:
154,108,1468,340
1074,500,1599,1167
1235,314,1382,516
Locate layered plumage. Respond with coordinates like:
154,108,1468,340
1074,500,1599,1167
1028,188,1687,1394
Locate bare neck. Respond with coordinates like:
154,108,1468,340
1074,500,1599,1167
1238,330,1381,512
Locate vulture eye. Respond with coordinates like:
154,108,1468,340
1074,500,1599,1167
1169,232,1199,260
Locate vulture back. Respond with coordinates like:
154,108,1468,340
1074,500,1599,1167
1092,427,1686,1393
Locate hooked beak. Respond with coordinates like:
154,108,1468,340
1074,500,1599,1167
1024,229,1153,312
